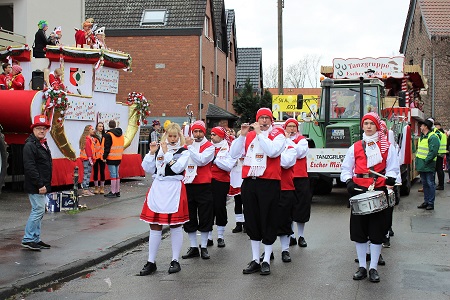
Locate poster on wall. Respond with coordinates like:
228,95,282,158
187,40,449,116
94,68,119,94
65,98,96,121
98,112,121,129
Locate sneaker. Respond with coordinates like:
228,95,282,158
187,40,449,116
104,192,116,198
37,241,51,249
21,242,41,251
115,192,121,197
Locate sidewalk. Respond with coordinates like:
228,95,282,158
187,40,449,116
0,177,153,299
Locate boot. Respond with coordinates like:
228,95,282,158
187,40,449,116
232,222,243,233
94,186,100,194
99,185,105,194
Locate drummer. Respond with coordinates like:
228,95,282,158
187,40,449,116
341,112,400,283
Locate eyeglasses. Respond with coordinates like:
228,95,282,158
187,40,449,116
286,125,297,128
210,133,217,136
34,127,48,131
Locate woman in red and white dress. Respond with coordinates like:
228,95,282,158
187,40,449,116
139,122,190,276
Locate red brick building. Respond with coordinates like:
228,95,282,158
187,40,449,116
86,0,237,124
400,0,450,127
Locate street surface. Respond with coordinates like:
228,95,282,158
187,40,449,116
20,180,450,300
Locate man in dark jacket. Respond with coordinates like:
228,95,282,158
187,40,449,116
103,120,124,198
22,115,52,251
33,20,51,58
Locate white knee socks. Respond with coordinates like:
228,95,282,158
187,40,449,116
200,231,209,248
217,226,225,239
251,240,260,262
148,229,162,263
170,227,183,261
188,232,198,248
297,222,305,238
280,235,289,252
356,242,367,268
369,243,382,270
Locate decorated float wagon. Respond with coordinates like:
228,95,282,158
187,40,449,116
0,45,145,188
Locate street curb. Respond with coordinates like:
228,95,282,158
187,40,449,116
0,223,169,299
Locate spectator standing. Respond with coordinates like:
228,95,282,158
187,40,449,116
21,115,52,251
432,121,447,190
93,122,106,194
103,120,124,198
33,20,50,58
79,125,95,197
148,120,161,150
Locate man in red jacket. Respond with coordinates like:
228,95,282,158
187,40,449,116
181,120,215,260
230,108,286,275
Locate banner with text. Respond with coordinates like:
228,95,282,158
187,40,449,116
333,56,405,79
65,97,96,121
306,148,347,173
94,68,119,94
272,95,319,121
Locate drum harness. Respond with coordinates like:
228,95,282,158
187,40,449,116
358,141,386,192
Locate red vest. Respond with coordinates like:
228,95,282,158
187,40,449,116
281,146,295,191
186,141,213,184
211,147,230,182
352,140,389,188
292,135,308,178
242,129,283,180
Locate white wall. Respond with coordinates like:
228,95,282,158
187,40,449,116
0,0,84,47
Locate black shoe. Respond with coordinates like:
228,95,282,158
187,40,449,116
259,252,274,262
378,254,385,266
243,260,261,274
281,250,291,263
388,228,394,237
353,267,367,280
207,239,214,247
115,192,121,197
260,262,271,275
232,222,242,233
217,238,225,248
417,202,428,209
382,240,391,248
168,260,181,274
436,186,444,190
104,192,116,198
298,236,307,247
368,268,380,282
426,205,434,210
139,261,157,276
37,241,51,249
289,236,297,246
181,247,200,259
21,242,41,251
242,223,246,233
200,247,210,259
354,253,371,263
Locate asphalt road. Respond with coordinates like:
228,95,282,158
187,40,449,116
18,183,450,300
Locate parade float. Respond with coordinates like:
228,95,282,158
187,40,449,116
0,44,145,187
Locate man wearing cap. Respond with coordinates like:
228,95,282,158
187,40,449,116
21,115,52,251
181,120,215,260
9,65,25,90
208,126,235,247
341,112,400,283
416,119,440,210
229,107,286,275
282,118,312,248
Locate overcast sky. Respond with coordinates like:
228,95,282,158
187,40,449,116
225,0,410,85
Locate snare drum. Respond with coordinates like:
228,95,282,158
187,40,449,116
387,189,396,207
349,191,388,215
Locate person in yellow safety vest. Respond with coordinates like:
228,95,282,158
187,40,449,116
416,119,440,210
92,122,106,194
432,121,447,190
79,125,96,197
103,120,124,198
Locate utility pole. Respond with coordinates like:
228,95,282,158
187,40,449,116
278,0,284,95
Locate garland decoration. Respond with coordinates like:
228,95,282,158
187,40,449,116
126,92,151,125
0,45,31,61
43,87,69,126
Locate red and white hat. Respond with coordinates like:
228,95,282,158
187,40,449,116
256,108,273,122
30,115,50,130
191,120,206,134
283,118,298,129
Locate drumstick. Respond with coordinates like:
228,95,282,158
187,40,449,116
354,188,364,191
368,169,388,179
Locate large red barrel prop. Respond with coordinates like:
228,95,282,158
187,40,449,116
0,90,42,144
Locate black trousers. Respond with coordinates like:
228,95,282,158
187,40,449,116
184,183,214,233
234,194,243,214
93,159,105,181
293,177,312,223
276,190,295,236
211,179,230,226
241,178,280,245
436,155,444,187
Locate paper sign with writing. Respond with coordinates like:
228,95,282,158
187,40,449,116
97,112,121,130
333,57,405,79
65,98,96,121
307,148,347,173
94,68,119,94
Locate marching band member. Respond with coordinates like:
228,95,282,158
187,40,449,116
229,130,245,233
341,112,400,283
139,123,190,275
230,108,286,276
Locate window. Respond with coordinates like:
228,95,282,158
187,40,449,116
141,10,166,25
419,16,423,33
202,67,205,91
421,55,426,74
210,72,213,93
223,79,226,99
216,75,219,96
204,16,210,37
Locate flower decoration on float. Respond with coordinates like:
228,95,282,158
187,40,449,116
43,87,69,125
126,92,151,125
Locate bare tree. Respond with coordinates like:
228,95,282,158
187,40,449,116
304,54,322,88
263,63,278,88
285,58,307,88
